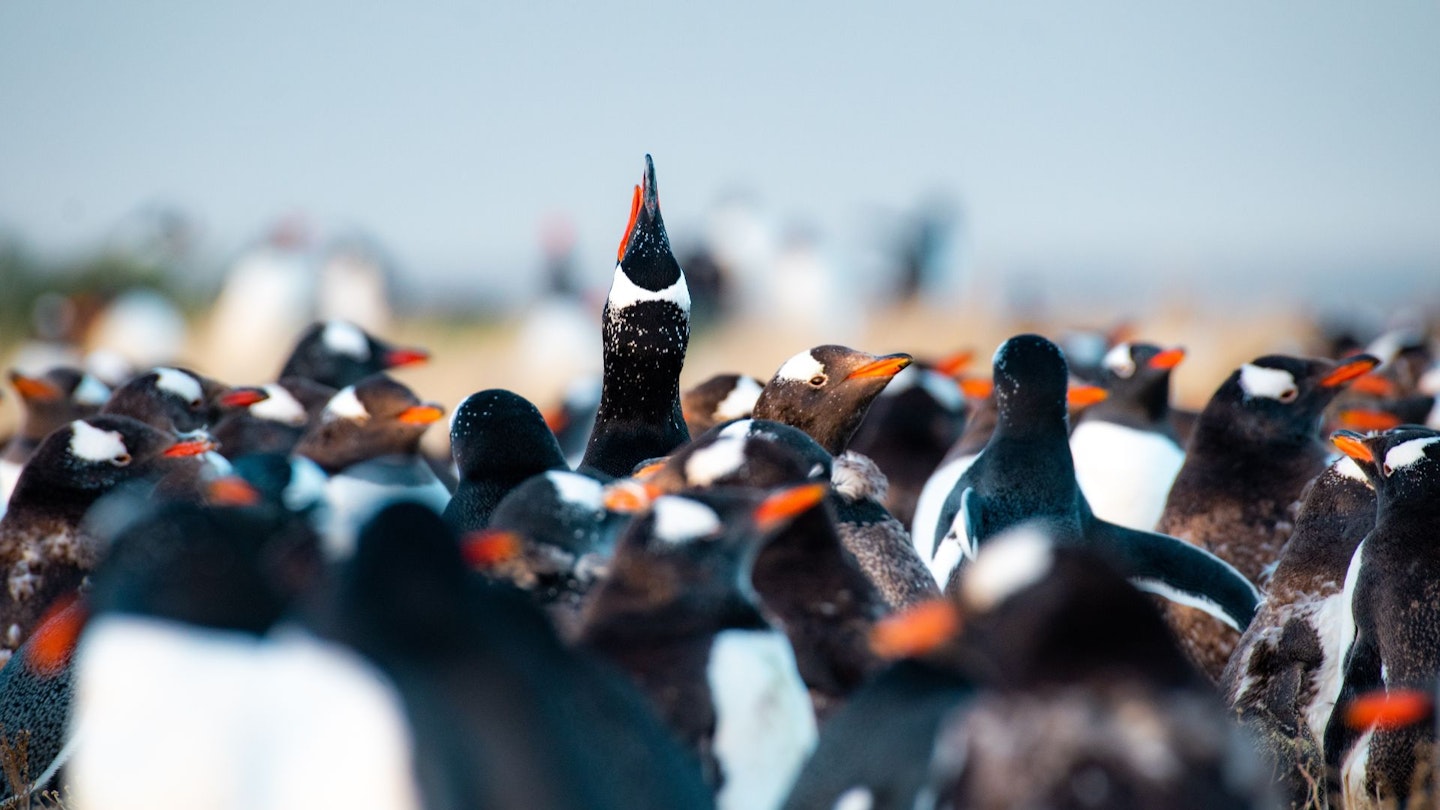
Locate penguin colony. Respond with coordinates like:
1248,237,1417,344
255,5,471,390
0,156,1437,810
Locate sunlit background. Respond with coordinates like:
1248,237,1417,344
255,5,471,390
2,0,1438,416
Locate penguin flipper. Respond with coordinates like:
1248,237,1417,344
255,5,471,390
1088,519,1260,632
958,487,982,561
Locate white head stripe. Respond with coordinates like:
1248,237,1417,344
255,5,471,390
546,471,603,509
73,374,111,406
1103,343,1136,378
1334,456,1369,483
322,321,371,360
651,496,722,544
69,420,128,462
962,525,1054,611
774,350,825,383
713,376,762,421
1238,364,1298,400
719,419,754,439
323,386,369,421
251,384,308,425
606,264,691,312
1384,437,1440,472
685,436,748,486
153,368,203,403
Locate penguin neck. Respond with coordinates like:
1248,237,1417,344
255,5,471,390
1188,409,1327,485
1272,484,1374,587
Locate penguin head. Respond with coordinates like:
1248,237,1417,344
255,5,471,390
298,373,443,472
450,389,565,481
682,373,764,436
233,382,311,427
990,334,1070,433
280,320,430,390
645,418,833,494
753,345,913,455
1333,426,1440,504
101,366,212,434
9,366,110,436
1096,342,1184,418
20,414,208,494
612,154,686,300
1214,353,1380,444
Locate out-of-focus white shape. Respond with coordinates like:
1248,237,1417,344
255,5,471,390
88,289,188,370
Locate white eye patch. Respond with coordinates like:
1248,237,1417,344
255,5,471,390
153,367,203,405
651,496,722,544
713,376,762,421
69,420,128,463
685,436,748,486
774,351,825,383
1103,343,1136,378
605,264,691,312
546,471,604,510
251,384,308,426
323,386,369,421
1239,364,1298,402
1384,437,1440,474
322,321,372,360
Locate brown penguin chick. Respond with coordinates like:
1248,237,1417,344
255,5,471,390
681,373,763,437
292,373,444,474
0,416,211,662
751,345,912,456
1157,352,1379,680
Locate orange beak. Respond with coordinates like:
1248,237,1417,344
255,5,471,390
869,599,963,659
846,353,914,381
29,597,87,677
633,459,668,480
10,373,61,402
959,378,994,399
1345,689,1434,731
1349,374,1397,398
1067,384,1110,409
933,350,974,378
384,347,430,369
396,404,444,425
462,530,523,569
219,387,270,408
754,482,828,532
207,476,261,507
603,480,662,513
542,406,569,434
163,436,218,458
1147,348,1186,371
1330,431,1374,464
617,183,643,262
1337,409,1402,433
1320,355,1381,388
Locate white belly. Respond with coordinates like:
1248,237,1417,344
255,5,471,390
910,453,979,563
1070,421,1183,531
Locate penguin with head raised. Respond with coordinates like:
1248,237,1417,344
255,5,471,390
923,334,1259,637
578,155,693,480
443,389,568,533
1324,427,1440,809
279,319,429,390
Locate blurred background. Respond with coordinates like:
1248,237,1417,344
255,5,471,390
1,0,1437,420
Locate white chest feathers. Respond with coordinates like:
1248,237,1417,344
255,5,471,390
1070,421,1184,531
706,628,817,810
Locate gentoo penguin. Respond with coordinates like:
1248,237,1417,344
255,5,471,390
578,155,693,479
1222,452,1376,809
829,450,942,610
293,374,449,555
278,320,429,390
0,416,211,661
916,526,1271,810
848,357,969,527
1325,427,1440,809
1069,342,1186,531
324,502,714,810
1157,352,1379,678
579,487,823,809
683,373,764,437
1,368,110,506
442,389,568,533
209,379,332,459
751,345,913,456
0,600,85,803
545,374,602,469
100,366,214,435
922,335,1259,635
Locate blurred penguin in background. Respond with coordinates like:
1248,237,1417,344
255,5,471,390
316,235,394,335
204,218,317,382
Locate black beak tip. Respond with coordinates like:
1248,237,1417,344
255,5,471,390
642,154,659,213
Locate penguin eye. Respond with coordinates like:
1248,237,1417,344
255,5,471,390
807,374,827,388
111,453,132,467
1278,388,1298,403
1382,463,1394,477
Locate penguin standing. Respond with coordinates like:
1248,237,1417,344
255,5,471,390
578,155,693,479
1221,453,1376,809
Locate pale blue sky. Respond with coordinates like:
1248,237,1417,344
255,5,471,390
2,1,1438,295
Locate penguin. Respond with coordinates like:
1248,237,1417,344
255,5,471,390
323,501,715,810
578,155,693,480
0,416,212,661
209,379,332,459
442,389,568,533
1156,352,1379,679
829,450,942,610
278,319,429,390
1,367,111,507
848,357,969,528
544,374,602,469
1221,453,1376,809
1324,427,1440,809
923,335,1259,635
0,600,84,803
1069,342,1186,531
578,487,823,809
683,373,764,437
916,526,1271,810
751,345,913,456
99,366,214,435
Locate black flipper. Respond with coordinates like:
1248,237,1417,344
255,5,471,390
958,487,982,561
1086,519,1260,632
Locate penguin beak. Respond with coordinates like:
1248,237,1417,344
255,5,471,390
1349,374,1397,398
396,404,444,425
616,183,643,262
1147,348,1186,371
933,350,974,378
1330,431,1374,464
163,436,218,457
753,483,828,532
218,387,270,408
959,378,994,399
30,597,88,677
603,480,662,513
1344,688,1434,731
869,598,963,660
207,476,261,507
633,459,668,480
616,154,662,263
10,373,61,402
846,354,914,381
1336,409,1402,432
1066,385,1110,408
462,529,523,569
1320,354,1381,388
384,347,430,369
